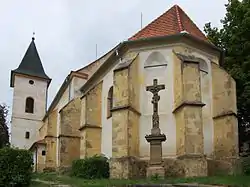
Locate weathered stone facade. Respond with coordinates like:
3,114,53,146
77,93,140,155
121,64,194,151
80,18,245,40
45,109,58,169
110,54,140,179
172,51,207,177
211,62,239,174
58,98,81,168
80,82,102,157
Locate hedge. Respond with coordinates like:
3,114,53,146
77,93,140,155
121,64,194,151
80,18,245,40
71,155,109,179
0,147,33,186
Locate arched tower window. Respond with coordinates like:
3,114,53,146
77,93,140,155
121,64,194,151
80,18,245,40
25,97,34,113
107,86,113,118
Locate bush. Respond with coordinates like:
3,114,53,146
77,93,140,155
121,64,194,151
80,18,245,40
71,155,109,179
0,147,33,186
242,156,250,175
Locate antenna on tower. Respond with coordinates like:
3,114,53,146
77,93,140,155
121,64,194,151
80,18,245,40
141,12,143,29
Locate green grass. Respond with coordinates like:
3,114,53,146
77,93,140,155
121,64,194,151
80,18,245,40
32,172,250,187
30,181,50,187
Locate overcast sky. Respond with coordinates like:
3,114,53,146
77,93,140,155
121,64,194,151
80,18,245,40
0,0,228,115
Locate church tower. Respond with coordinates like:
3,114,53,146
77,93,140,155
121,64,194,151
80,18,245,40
10,37,51,149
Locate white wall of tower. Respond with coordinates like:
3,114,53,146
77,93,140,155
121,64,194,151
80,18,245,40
11,75,48,149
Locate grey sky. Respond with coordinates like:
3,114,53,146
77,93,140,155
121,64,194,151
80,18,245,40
0,0,227,112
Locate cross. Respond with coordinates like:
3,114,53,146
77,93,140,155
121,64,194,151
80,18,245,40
32,32,35,40
146,79,165,130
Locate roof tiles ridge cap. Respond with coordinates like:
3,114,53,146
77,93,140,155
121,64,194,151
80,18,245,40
177,5,207,39
175,5,183,32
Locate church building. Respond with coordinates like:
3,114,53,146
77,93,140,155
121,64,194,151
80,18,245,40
10,5,239,178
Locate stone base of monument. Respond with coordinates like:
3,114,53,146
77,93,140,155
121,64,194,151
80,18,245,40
146,165,165,178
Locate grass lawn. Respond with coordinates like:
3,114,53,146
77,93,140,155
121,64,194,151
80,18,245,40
30,181,50,187
32,172,250,187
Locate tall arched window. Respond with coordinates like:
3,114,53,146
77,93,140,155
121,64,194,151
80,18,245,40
25,97,34,113
107,86,113,118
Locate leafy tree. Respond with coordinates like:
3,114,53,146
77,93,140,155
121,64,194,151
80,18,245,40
0,104,9,148
204,0,250,149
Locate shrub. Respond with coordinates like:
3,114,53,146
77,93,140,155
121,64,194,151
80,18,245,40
71,155,109,179
242,156,250,175
0,147,33,186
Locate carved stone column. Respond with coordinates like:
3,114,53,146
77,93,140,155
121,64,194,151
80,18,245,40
173,52,207,177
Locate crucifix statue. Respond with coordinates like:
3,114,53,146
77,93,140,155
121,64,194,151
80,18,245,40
146,79,165,135
145,79,166,177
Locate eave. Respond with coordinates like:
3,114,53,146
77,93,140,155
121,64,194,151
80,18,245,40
80,33,223,96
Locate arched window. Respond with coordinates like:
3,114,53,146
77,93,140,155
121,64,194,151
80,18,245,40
25,97,34,113
107,86,113,118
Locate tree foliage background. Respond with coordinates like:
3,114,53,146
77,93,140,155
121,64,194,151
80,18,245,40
204,0,250,149
0,104,9,148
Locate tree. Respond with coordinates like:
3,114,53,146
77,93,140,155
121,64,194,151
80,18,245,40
204,0,250,150
0,104,9,148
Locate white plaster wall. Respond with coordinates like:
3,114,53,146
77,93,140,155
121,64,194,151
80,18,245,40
139,48,176,158
101,65,118,158
11,76,48,149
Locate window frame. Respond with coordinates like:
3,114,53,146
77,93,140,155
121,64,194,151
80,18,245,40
25,131,30,139
107,86,113,119
25,97,34,113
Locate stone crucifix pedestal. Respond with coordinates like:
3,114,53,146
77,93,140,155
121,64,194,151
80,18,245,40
145,79,166,178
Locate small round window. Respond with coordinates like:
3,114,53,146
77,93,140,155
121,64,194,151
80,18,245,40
29,80,34,85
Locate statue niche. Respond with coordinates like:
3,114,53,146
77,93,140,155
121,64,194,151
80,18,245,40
144,51,168,68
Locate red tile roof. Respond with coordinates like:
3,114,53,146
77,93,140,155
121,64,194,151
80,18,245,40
129,5,207,41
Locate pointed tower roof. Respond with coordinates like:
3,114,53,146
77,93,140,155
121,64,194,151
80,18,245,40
10,37,51,87
129,5,207,41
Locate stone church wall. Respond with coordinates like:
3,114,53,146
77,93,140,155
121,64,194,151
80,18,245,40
58,98,81,168
80,82,102,158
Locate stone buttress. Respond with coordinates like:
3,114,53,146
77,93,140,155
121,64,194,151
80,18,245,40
110,54,141,179
45,109,58,170
172,51,207,177
79,82,102,157
58,98,81,169
210,62,240,175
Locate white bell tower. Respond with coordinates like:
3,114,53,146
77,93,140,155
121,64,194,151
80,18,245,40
10,37,51,149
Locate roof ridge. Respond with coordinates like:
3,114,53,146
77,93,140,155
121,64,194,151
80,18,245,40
175,5,183,32
176,5,207,39
128,4,207,41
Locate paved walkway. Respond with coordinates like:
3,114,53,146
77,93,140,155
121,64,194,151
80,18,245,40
32,179,71,187
32,179,225,187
